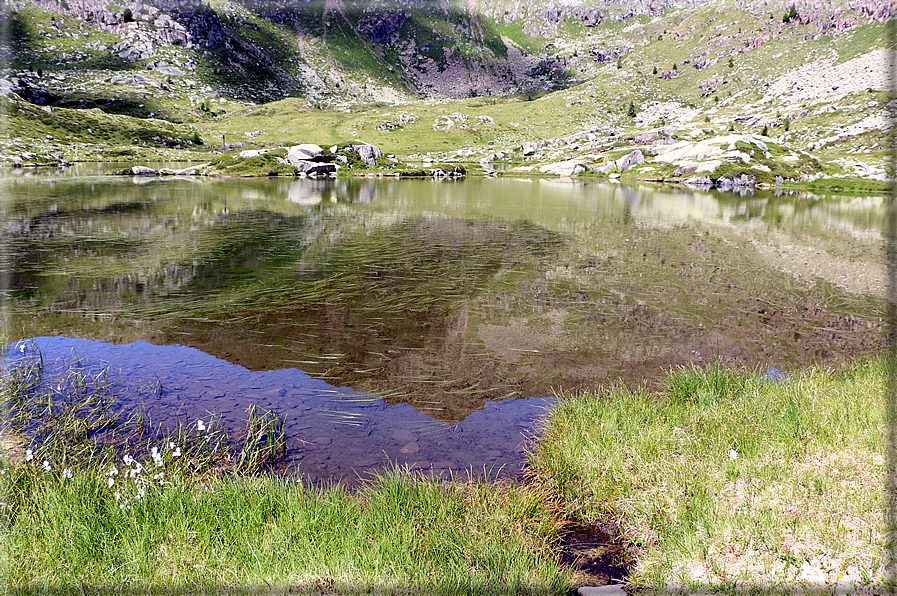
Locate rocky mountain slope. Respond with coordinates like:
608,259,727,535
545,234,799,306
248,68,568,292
1,0,893,185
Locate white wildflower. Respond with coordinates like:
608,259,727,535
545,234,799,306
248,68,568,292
172,447,182,458
107,477,115,488
728,449,739,460
63,468,73,479
108,465,119,476
168,441,176,450
114,490,121,501
136,487,145,501
42,460,52,472
25,449,33,462
151,447,163,467
123,454,134,466
196,419,206,432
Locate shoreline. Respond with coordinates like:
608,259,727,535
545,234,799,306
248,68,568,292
1,159,890,194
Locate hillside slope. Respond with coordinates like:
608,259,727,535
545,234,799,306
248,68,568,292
1,0,893,184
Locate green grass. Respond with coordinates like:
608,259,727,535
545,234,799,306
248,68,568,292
785,177,893,194
527,358,888,590
2,467,569,594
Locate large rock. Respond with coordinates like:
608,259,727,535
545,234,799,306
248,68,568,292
131,166,157,176
615,149,645,172
293,161,336,177
521,141,545,156
694,160,722,173
539,159,587,176
239,149,274,159
287,144,323,162
349,143,383,167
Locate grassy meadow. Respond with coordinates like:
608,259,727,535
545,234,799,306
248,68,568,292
528,358,890,591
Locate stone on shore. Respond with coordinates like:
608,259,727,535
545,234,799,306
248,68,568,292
131,166,157,175
539,159,587,176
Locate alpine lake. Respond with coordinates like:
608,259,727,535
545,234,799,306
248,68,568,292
2,164,889,485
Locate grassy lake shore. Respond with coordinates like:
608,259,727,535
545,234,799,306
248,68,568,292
1,345,889,594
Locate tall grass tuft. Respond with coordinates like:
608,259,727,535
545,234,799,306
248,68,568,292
0,343,291,478
527,359,889,591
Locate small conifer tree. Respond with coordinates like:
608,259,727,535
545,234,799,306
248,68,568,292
783,4,798,23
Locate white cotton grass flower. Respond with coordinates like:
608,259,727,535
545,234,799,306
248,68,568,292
25,449,33,462
128,463,143,479
172,446,182,458
108,465,119,476
728,449,739,460
151,447,163,467
63,468,73,479
107,477,115,488
42,460,52,472
196,419,206,432
123,454,135,466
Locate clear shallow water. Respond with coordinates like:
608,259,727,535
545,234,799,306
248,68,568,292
10,336,549,484
1,169,888,480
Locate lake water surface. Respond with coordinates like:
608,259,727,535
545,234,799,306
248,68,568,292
1,168,888,482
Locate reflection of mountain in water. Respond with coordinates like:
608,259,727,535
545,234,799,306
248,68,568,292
15,336,554,483
4,174,888,424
